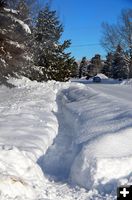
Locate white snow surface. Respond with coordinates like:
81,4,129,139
0,77,132,200
94,73,108,79
3,8,19,14
11,16,31,34
121,78,132,86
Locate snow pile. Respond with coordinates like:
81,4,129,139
0,77,64,161
57,84,132,193
0,77,62,199
121,78,132,86
0,146,45,200
70,128,132,192
59,85,132,144
0,77,132,199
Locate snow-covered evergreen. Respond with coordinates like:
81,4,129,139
112,45,129,79
32,5,77,81
0,3,31,81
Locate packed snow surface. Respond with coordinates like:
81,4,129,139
0,77,132,200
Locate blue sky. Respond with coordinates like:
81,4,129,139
44,0,132,60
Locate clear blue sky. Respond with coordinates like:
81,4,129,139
42,0,132,60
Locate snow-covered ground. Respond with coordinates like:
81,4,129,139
0,77,132,200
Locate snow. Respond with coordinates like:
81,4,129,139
3,8,19,15
1,77,60,161
8,40,24,49
0,146,45,199
121,78,132,86
70,128,132,192
0,77,132,200
11,16,31,34
94,73,108,79
3,7,31,34
15,18,31,34
62,82,132,192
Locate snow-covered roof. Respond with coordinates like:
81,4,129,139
94,73,108,79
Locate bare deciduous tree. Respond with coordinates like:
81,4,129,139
101,9,132,57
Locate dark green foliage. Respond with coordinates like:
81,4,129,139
88,54,103,77
101,53,113,77
79,57,87,78
16,0,30,23
0,2,76,82
33,5,76,81
112,45,129,79
0,3,31,80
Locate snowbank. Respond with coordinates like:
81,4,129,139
0,77,132,199
121,78,132,86
0,77,65,199
70,128,132,192
0,146,45,199
1,77,63,161
57,84,132,193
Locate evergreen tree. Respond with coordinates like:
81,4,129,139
16,0,30,24
0,2,31,82
79,57,87,78
33,5,76,81
112,45,129,79
91,54,102,72
87,54,103,77
102,53,113,77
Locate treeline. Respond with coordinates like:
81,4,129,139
0,0,77,83
79,8,132,80
0,1,132,82
79,44,130,79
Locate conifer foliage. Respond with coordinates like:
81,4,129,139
112,45,129,79
33,5,76,81
0,2,77,82
0,1,31,82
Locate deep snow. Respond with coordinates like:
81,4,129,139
0,77,132,200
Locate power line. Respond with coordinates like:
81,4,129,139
71,43,100,48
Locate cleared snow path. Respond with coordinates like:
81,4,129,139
41,91,82,182
0,78,95,200
44,83,132,194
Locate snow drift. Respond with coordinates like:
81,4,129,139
57,84,132,192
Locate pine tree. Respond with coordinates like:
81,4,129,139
112,45,129,79
102,53,113,77
87,54,103,78
91,54,103,73
79,57,87,78
0,2,31,81
32,5,76,81
16,0,30,24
